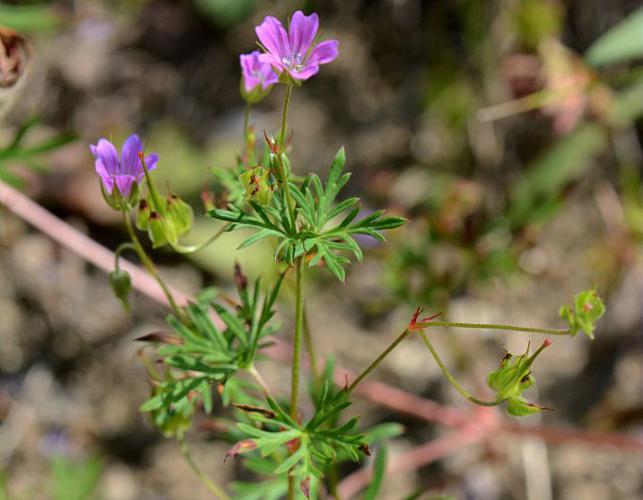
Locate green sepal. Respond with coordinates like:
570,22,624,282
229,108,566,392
100,181,139,212
240,79,273,104
148,212,170,248
488,339,551,417
166,193,194,236
240,167,274,206
136,199,151,230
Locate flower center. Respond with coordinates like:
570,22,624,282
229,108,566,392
281,52,305,71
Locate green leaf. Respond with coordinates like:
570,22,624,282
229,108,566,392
586,7,643,66
364,445,387,500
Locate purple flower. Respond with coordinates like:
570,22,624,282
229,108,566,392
255,11,339,81
240,50,278,93
90,134,158,197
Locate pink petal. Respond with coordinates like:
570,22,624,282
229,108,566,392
92,138,120,174
310,40,339,65
288,11,318,57
121,134,144,175
113,174,136,197
255,16,290,58
290,64,320,81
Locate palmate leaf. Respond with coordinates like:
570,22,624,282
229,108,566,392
209,146,406,281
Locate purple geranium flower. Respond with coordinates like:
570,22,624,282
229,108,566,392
90,134,158,197
255,10,339,81
240,50,278,93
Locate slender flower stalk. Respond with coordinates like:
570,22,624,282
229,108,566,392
347,329,411,394
179,438,231,500
415,321,569,336
279,83,293,148
122,211,182,317
277,84,296,219
417,329,499,407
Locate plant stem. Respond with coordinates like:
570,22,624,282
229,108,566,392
113,242,137,270
346,329,411,394
122,211,182,317
290,256,305,417
179,438,231,500
243,103,254,165
280,83,293,147
276,84,296,221
287,256,305,500
247,365,271,398
417,329,498,407
170,222,231,254
303,308,319,388
416,321,569,336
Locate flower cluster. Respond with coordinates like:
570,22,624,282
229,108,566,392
240,10,339,101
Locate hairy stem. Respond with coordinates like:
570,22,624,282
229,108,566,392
179,438,230,500
417,329,498,407
170,222,231,254
346,329,411,394
279,83,293,147
243,103,255,165
303,308,319,388
416,321,569,336
277,84,296,221
287,256,305,500
122,211,182,317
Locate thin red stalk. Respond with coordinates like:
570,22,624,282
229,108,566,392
3,179,642,456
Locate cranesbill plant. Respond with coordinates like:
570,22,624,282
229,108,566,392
94,10,606,500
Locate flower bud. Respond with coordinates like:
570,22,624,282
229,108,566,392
108,268,132,312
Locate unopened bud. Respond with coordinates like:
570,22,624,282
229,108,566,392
108,269,132,312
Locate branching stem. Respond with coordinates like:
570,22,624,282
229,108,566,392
416,321,569,336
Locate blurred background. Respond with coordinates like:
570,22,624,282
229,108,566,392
0,0,642,498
